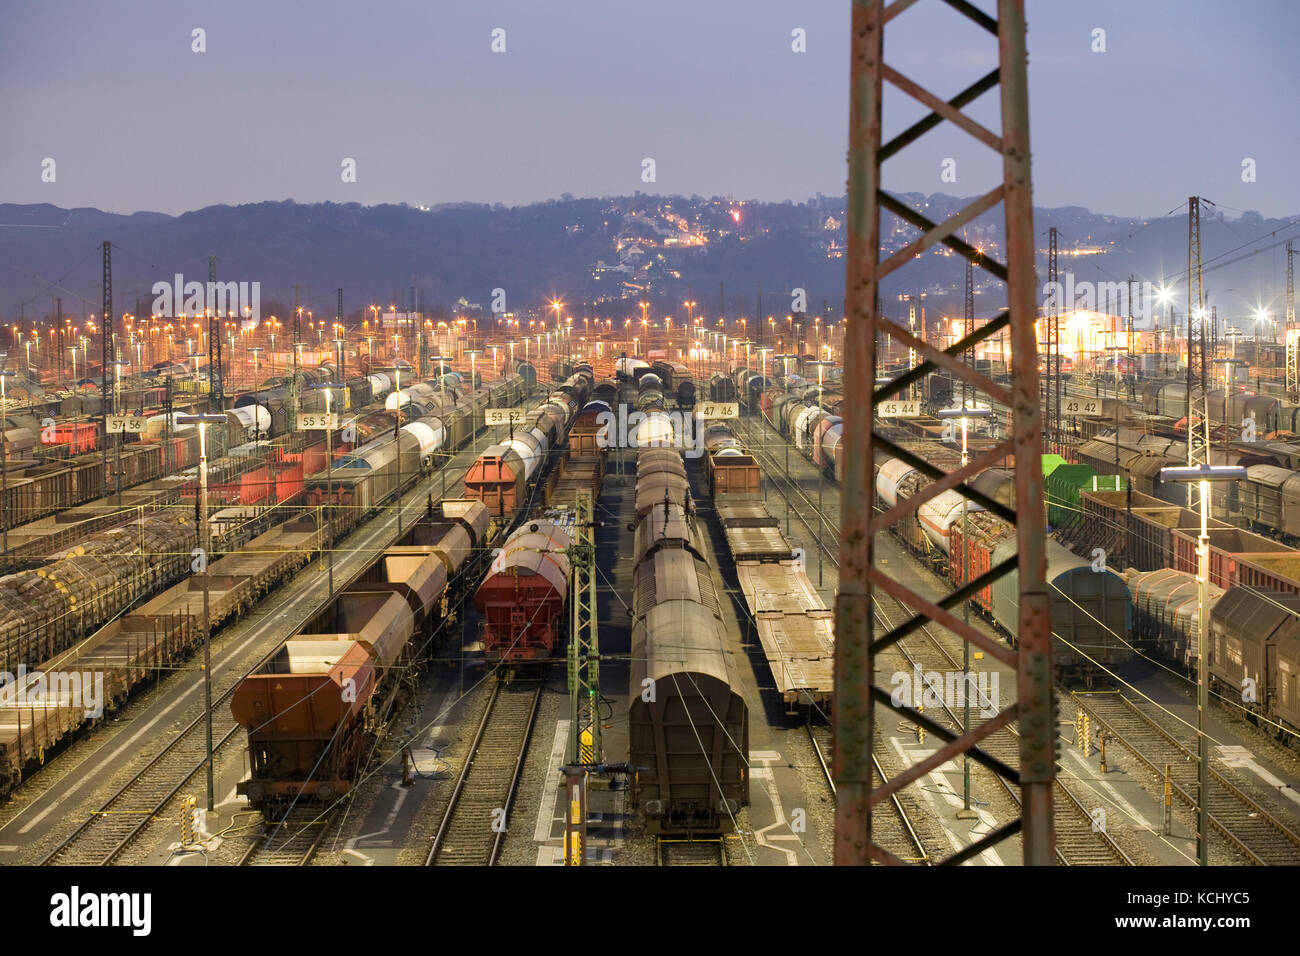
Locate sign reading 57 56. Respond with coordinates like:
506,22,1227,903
106,415,146,434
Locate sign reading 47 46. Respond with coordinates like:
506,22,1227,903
697,403,739,420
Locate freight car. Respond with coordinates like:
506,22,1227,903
474,389,605,663
0,507,342,799
651,361,695,408
709,373,739,404
948,518,1133,684
615,357,650,382
627,440,748,834
1125,572,1300,739
311,374,527,528
463,372,592,517
636,373,665,412
702,421,834,708
233,503,489,818
476,515,573,661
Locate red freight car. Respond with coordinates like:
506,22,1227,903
41,422,99,455
475,517,572,661
948,511,1015,613
1170,525,1292,590
1232,553,1300,598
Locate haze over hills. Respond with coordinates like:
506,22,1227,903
1,194,1295,326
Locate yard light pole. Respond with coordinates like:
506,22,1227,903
465,349,482,442
308,383,343,598
380,366,407,533
808,360,835,588
176,412,229,813
1159,463,1247,866
937,404,993,820
1106,345,1126,478
774,354,798,533
0,367,13,558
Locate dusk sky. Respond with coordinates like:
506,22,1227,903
2,0,1296,219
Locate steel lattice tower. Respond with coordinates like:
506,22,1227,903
1185,197,1211,509
567,489,602,766
1047,227,1059,451
836,0,1053,865
208,255,224,411
1286,241,1296,398
101,241,113,486
963,255,974,410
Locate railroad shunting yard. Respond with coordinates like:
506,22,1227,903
2,1,1297,940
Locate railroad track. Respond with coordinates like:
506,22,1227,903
750,412,1131,865
1074,691,1300,865
39,457,482,866
808,722,929,864
657,836,728,866
39,686,247,865
425,679,542,866
237,812,329,866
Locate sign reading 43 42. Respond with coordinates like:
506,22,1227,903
1062,397,1103,417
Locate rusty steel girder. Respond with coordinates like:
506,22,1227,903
835,0,1053,866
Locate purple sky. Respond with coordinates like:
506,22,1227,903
2,0,1296,218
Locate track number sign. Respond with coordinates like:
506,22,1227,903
697,403,739,419
877,400,922,418
297,412,339,430
485,408,528,426
106,415,146,434
1062,398,1104,417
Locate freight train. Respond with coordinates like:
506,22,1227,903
745,375,1134,683
1076,427,1300,543
0,506,330,800
232,501,491,817
1127,570,1300,740
701,420,833,708
1137,380,1300,436
474,382,605,663
463,372,592,518
627,427,749,835
305,373,527,528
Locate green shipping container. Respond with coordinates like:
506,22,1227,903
1046,464,1125,529
1041,453,1068,478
